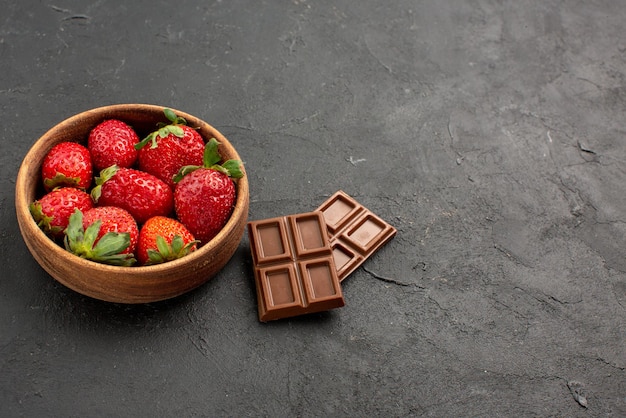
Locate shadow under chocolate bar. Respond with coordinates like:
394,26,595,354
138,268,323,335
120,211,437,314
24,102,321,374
316,190,397,281
248,212,345,322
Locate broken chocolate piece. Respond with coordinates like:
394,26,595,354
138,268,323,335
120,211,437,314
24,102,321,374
248,212,345,322
317,191,397,281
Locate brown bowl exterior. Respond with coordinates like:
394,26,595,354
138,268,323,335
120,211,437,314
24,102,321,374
15,104,249,303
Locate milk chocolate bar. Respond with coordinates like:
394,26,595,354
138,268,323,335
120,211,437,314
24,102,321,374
316,191,397,281
248,212,345,322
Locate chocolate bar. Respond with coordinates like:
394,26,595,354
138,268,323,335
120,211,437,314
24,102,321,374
316,191,397,281
248,212,345,322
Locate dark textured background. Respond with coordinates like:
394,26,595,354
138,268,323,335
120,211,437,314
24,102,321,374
2,1,625,416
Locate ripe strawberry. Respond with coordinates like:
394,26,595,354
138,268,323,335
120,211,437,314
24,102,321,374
174,138,244,244
136,216,199,265
91,165,174,225
88,119,140,171
41,141,93,191
135,108,205,189
29,187,94,238
64,207,138,266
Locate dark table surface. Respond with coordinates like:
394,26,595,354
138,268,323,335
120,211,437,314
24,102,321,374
2,1,625,416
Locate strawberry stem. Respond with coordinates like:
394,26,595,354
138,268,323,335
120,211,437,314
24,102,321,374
173,138,244,183
135,108,187,150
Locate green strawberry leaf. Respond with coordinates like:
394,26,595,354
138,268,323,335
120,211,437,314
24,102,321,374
91,233,136,266
44,172,82,191
64,209,87,249
135,108,187,151
63,209,136,266
156,235,170,256
220,159,244,179
174,135,246,183
173,164,201,183
135,132,158,150
94,253,137,266
164,108,187,125
30,201,59,236
163,108,178,123
147,248,165,264
203,138,222,167
64,211,100,257
199,137,245,179
164,125,185,138
91,164,119,203
93,232,131,257
170,235,184,254
144,235,199,265
82,220,102,249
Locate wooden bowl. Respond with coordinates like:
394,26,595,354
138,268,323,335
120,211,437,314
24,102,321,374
15,104,249,303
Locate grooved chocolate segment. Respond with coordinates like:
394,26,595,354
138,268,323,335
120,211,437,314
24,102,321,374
289,213,328,257
321,193,360,234
255,220,291,263
317,191,397,281
248,212,344,322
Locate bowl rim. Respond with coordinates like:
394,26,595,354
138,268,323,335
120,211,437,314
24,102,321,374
15,103,249,276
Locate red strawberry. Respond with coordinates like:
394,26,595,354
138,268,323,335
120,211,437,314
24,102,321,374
136,216,199,265
91,165,174,225
64,207,138,266
135,108,205,189
173,138,244,244
29,187,94,238
41,141,93,191
88,119,140,171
